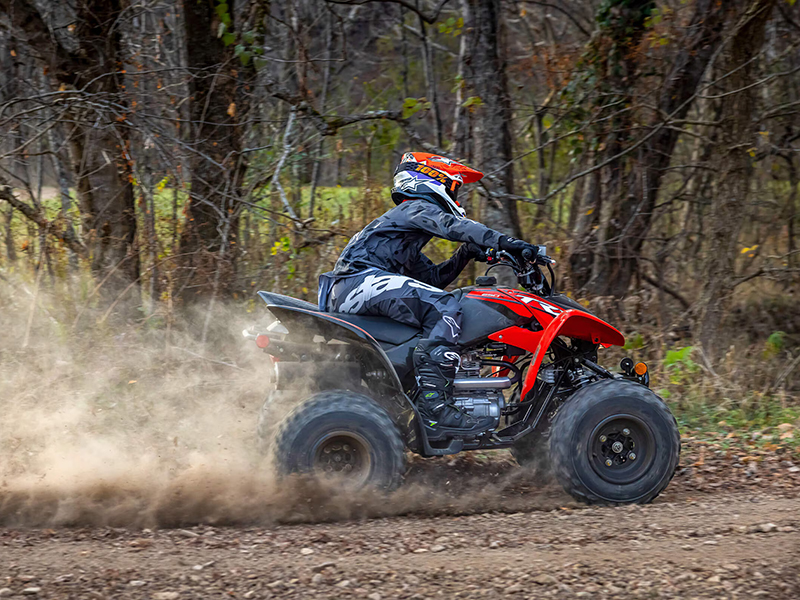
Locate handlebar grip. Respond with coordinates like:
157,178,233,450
521,248,534,261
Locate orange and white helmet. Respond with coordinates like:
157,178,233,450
391,152,484,217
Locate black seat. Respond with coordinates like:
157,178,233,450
329,313,421,345
257,290,421,345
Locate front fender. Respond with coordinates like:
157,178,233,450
519,310,625,400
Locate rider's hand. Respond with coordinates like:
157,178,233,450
498,236,539,259
464,242,488,262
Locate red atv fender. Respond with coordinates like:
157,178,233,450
489,309,625,401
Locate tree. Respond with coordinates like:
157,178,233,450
176,0,261,302
2,0,139,291
464,0,520,283
568,0,726,297
696,0,776,359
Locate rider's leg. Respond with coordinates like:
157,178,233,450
328,270,492,435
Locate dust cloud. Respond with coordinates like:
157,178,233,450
0,280,563,529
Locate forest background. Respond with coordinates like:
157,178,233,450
0,0,799,443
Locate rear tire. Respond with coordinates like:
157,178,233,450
272,391,406,491
550,380,680,505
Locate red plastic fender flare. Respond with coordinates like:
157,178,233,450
518,310,625,401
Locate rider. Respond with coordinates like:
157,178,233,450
318,152,539,437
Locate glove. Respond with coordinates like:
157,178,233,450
498,236,539,259
464,242,488,262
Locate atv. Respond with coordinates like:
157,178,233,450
245,247,680,504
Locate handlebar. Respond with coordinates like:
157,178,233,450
484,246,557,296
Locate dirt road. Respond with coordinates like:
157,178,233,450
3,484,800,599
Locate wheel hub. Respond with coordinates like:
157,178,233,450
312,432,372,486
588,415,655,485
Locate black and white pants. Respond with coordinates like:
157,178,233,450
327,269,462,345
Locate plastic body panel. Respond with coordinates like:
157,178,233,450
458,293,519,346
487,326,543,352
519,310,625,400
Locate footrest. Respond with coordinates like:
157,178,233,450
421,436,464,456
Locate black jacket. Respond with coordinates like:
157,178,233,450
331,199,505,289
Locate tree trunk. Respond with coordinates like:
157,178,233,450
569,0,726,297
451,0,471,158
465,0,519,284
176,0,253,303
2,0,139,291
418,15,443,148
308,12,334,219
3,205,16,264
697,0,776,359
787,157,798,270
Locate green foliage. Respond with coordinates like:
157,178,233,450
437,16,464,36
663,345,697,370
659,346,700,390
214,0,261,66
622,331,644,351
643,7,662,28
402,97,431,119
461,96,483,109
234,44,252,66
670,397,800,450
764,331,787,358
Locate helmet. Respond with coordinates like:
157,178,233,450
391,152,484,217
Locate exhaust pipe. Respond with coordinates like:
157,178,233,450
453,377,512,391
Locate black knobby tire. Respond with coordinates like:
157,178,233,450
549,379,680,505
271,391,406,491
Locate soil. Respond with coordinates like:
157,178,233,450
2,442,800,599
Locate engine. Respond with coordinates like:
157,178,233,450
452,357,507,428
452,390,506,426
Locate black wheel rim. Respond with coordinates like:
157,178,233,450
311,431,372,487
587,414,655,485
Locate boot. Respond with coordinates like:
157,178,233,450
413,340,494,437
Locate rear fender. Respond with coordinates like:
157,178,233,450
261,304,417,444
519,310,625,400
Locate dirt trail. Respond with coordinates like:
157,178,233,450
3,490,799,599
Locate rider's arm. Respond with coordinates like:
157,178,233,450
411,202,505,248
408,244,476,289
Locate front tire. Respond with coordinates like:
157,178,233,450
271,391,406,491
550,380,680,505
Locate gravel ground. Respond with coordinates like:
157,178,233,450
2,492,798,599
3,440,800,599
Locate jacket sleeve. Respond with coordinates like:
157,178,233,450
407,244,474,289
411,201,506,248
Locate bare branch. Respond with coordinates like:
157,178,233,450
0,174,87,258
325,0,450,24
